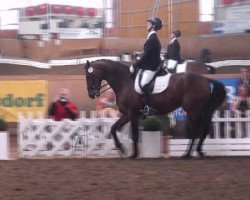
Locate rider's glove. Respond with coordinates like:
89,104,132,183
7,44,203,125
129,65,135,73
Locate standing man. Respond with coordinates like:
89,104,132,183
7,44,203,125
165,30,182,73
48,88,79,121
130,17,163,116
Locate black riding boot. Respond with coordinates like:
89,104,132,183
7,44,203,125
142,85,157,116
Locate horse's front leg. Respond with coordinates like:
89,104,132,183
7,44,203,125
110,115,129,156
129,114,140,159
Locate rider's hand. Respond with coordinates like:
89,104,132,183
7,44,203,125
129,65,135,73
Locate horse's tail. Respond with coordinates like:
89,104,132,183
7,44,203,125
204,79,227,117
200,79,226,135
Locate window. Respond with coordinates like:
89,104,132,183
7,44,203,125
199,0,214,21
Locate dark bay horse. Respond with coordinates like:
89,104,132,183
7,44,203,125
84,59,226,159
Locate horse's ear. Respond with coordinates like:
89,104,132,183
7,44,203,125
85,60,90,69
86,60,94,74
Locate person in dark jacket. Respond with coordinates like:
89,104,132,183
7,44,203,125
165,30,182,73
48,88,79,121
130,17,162,116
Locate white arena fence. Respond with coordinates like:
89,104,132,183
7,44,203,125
18,110,250,158
18,111,131,158
170,110,250,157
0,56,120,69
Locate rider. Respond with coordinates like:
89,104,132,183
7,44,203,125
165,30,182,73
130,17,162,116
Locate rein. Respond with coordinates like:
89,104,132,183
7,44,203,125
100,83,110,94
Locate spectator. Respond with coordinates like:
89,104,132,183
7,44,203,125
232,84,250,117
96,89,119,118
238,67,250,95
231,84,250,137
198,48,212,63
48,88,79,121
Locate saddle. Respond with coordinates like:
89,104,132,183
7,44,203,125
134,68,171,94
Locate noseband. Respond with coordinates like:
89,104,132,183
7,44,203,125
88,83,110,95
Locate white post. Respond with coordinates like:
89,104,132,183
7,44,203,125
225,110,231,138
213,110,219,138
247,110,250,138
235,110,241,138
0,132,9,160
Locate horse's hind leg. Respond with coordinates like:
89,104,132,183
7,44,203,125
196,137,206,158
110,115,129,156
182,116,202,158
183,138,195,159
197,115,213,158
182,119,196,158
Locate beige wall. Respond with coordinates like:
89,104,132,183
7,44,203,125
0,35,249,61
0,39,23,57
119,0,199,38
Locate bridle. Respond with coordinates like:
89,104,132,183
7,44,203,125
88,82,110,96
100,83,110,94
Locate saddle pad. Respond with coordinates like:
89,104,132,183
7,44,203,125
135,73,172,94
176,61,187,73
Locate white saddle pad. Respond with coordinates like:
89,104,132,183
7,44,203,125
164,60,188,73
134,72,172,94
176,61,188,73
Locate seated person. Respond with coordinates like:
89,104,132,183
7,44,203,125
232,84,250,117
238,67,250,95
96,89,120,118
231,84,250,138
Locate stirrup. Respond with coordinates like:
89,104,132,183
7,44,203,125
143,106,157,116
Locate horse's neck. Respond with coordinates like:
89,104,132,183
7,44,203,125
103,64,131,95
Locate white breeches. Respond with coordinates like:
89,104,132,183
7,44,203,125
138,69,156,88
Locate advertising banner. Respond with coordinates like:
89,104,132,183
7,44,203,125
213,2,250,34
0,80,47,122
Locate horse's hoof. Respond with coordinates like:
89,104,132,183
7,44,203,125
181,154,192,159
118,146,127,157
198,152,206,159
128,154,138,160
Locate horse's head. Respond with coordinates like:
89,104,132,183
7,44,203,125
84,60,102,99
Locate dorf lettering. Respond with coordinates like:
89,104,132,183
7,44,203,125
0,93,45,107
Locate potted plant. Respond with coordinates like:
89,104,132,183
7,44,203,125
140,116,163,158
0,118,8,132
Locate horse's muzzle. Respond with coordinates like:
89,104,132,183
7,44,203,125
88,90,100,99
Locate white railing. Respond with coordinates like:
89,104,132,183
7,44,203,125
170,110,250,157
212,110,250,139
19,109,250,158
18,111,131,158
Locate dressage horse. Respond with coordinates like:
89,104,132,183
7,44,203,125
84,59,226,159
